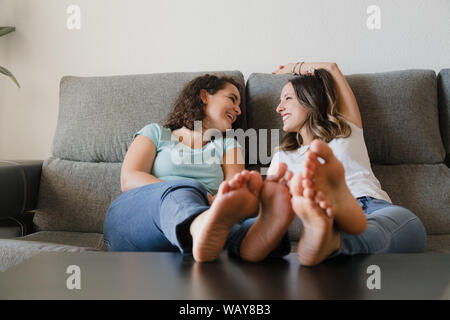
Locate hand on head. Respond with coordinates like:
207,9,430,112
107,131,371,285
272,63,297,75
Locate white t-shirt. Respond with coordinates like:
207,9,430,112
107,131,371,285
269,121,392,203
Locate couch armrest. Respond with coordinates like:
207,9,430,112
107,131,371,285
0,160,44,219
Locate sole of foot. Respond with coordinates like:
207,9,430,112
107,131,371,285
289,176,341,266
240,163,295,262
302,139,367,235
190,170,262,262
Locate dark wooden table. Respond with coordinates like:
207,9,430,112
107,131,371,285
1,251,449,299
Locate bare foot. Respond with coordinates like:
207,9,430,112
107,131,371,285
290,172,341,266
302,140,367,235
240,163,295,262
190,170,262,262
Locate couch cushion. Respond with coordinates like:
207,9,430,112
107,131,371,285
438,69,450,166
19,231,106,250
371,164,450,235
425,234,450,253
0,231,104,272
34,71,246,233
347,69,444,165
246,70,445,167
33,157,121,233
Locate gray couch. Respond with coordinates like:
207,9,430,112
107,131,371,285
1,68,449,272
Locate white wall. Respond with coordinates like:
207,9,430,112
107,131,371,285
0,0,449,160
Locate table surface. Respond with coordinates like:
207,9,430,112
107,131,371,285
1,251,449,300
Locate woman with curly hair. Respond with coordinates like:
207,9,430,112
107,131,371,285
103,74,294,262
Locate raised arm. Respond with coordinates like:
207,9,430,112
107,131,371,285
274,62,363,129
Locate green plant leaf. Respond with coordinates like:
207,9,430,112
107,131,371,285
0,65,20,88
0,26,16,37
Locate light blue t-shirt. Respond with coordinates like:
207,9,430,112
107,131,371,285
133,123,242,195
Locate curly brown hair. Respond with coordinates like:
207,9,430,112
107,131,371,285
279,68,351,151
163,74,243,131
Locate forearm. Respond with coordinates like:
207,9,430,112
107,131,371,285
295,62,336,75
327,65,359,116
121,170,162,193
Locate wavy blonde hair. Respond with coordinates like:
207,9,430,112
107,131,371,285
279,68,351,151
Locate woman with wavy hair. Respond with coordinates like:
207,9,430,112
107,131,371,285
103,74,294,263
265,62,427,266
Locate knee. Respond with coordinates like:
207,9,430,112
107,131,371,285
383,206,422,227
392,206,427,236
367,205,427,253
389,207,427,253
103,205,123,246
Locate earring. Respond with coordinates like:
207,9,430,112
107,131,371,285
296,131,303,146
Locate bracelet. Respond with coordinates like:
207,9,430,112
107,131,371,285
297,61,305,75
292,62,300,74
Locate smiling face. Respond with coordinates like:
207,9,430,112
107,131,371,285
276,82,310,133
201,82,242,132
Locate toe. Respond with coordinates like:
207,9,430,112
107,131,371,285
304,168,314,179
326,207,334,218
228,177,241,190
304,187,315,199
240,170,250,187
218,181,230,195
241,170,250,180
307,151,321,167
231,173,242,185
248,171,263,196
319,200,328,209
267,162,287,182
310,139,333,163
289,172,304,197
302,177,313,189
314,191,325,203
283,170,293,185
305,161,316,172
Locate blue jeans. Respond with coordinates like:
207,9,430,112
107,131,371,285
103,179,290,258
327,196,427,259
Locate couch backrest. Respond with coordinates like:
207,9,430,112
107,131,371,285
33,71,246,233
245,69,450,238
